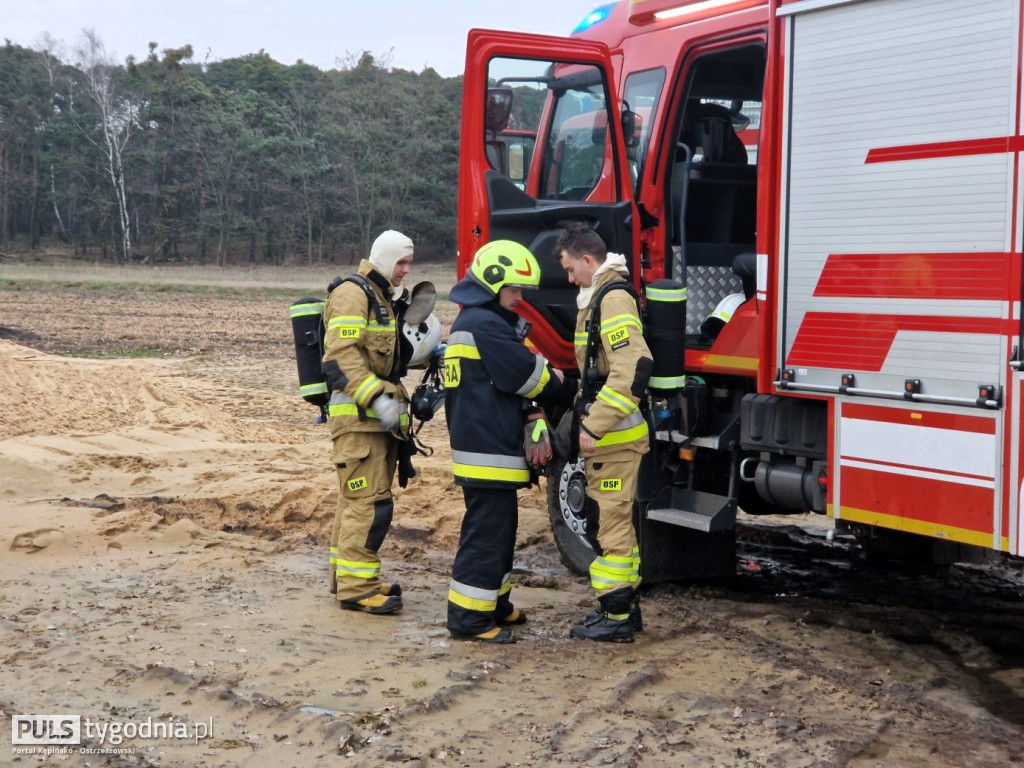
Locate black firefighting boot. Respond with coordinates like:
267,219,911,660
630,590,643,632
339,583,403,615
583,589,642,632
570,587,635,643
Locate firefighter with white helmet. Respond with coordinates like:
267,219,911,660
444,239,573,643
322,229,415,615
402,312,443,367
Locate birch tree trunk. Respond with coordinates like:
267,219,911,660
37,36,69,241
76,30,134,262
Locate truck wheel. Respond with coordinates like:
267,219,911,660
547,454,597,576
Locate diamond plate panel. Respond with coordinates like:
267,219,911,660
686,266,743,335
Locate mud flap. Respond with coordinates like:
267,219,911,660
636,511,735,584
634,426,736,583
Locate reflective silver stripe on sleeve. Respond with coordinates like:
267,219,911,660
447,330,476,347
608,410,646,432
515,355,547,397
328,391,378,418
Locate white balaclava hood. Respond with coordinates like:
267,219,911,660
369,230,414,287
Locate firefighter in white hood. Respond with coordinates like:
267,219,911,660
322,229,414,614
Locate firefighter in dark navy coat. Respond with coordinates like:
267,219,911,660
443,240,572,643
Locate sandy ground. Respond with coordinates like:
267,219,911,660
1,264,1023,767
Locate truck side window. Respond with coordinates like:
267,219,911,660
542,83,609,200
622,68,666,193
485,57,616,203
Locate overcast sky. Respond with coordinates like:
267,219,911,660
4,0,609,76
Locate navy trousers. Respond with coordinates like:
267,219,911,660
446,487,518,636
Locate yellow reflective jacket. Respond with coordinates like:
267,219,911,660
574,270,652,456
321,260,408,437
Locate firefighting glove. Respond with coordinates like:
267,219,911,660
373,393,401,432
524,416,553,469
397,438,418,488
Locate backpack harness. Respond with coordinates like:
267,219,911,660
579,279,643,410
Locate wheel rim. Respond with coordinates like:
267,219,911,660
557,458,594,552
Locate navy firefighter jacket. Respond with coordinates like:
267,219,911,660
444,278,566,489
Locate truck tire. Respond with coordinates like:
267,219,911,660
547,453,598,576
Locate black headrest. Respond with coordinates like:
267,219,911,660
686,102,747,164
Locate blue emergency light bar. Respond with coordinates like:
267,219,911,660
572,3,617,35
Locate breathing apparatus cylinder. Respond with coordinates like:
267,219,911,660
289,297,328,414
644,279,687,395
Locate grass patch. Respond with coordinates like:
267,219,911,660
64,347,179,359
0,277,317,302
0,259,456,292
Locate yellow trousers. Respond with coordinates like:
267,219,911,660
329,431,398,600
585,451,641,597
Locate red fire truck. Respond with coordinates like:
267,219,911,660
457,0,1024,579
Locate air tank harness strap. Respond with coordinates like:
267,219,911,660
579,280,643,411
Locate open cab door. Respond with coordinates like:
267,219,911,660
459,29,640,369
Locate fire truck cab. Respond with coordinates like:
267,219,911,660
458,0,1024,579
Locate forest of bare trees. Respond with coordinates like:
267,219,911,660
0,35,463,265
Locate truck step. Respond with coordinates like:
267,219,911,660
653,415,739,451
645,488,736,533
